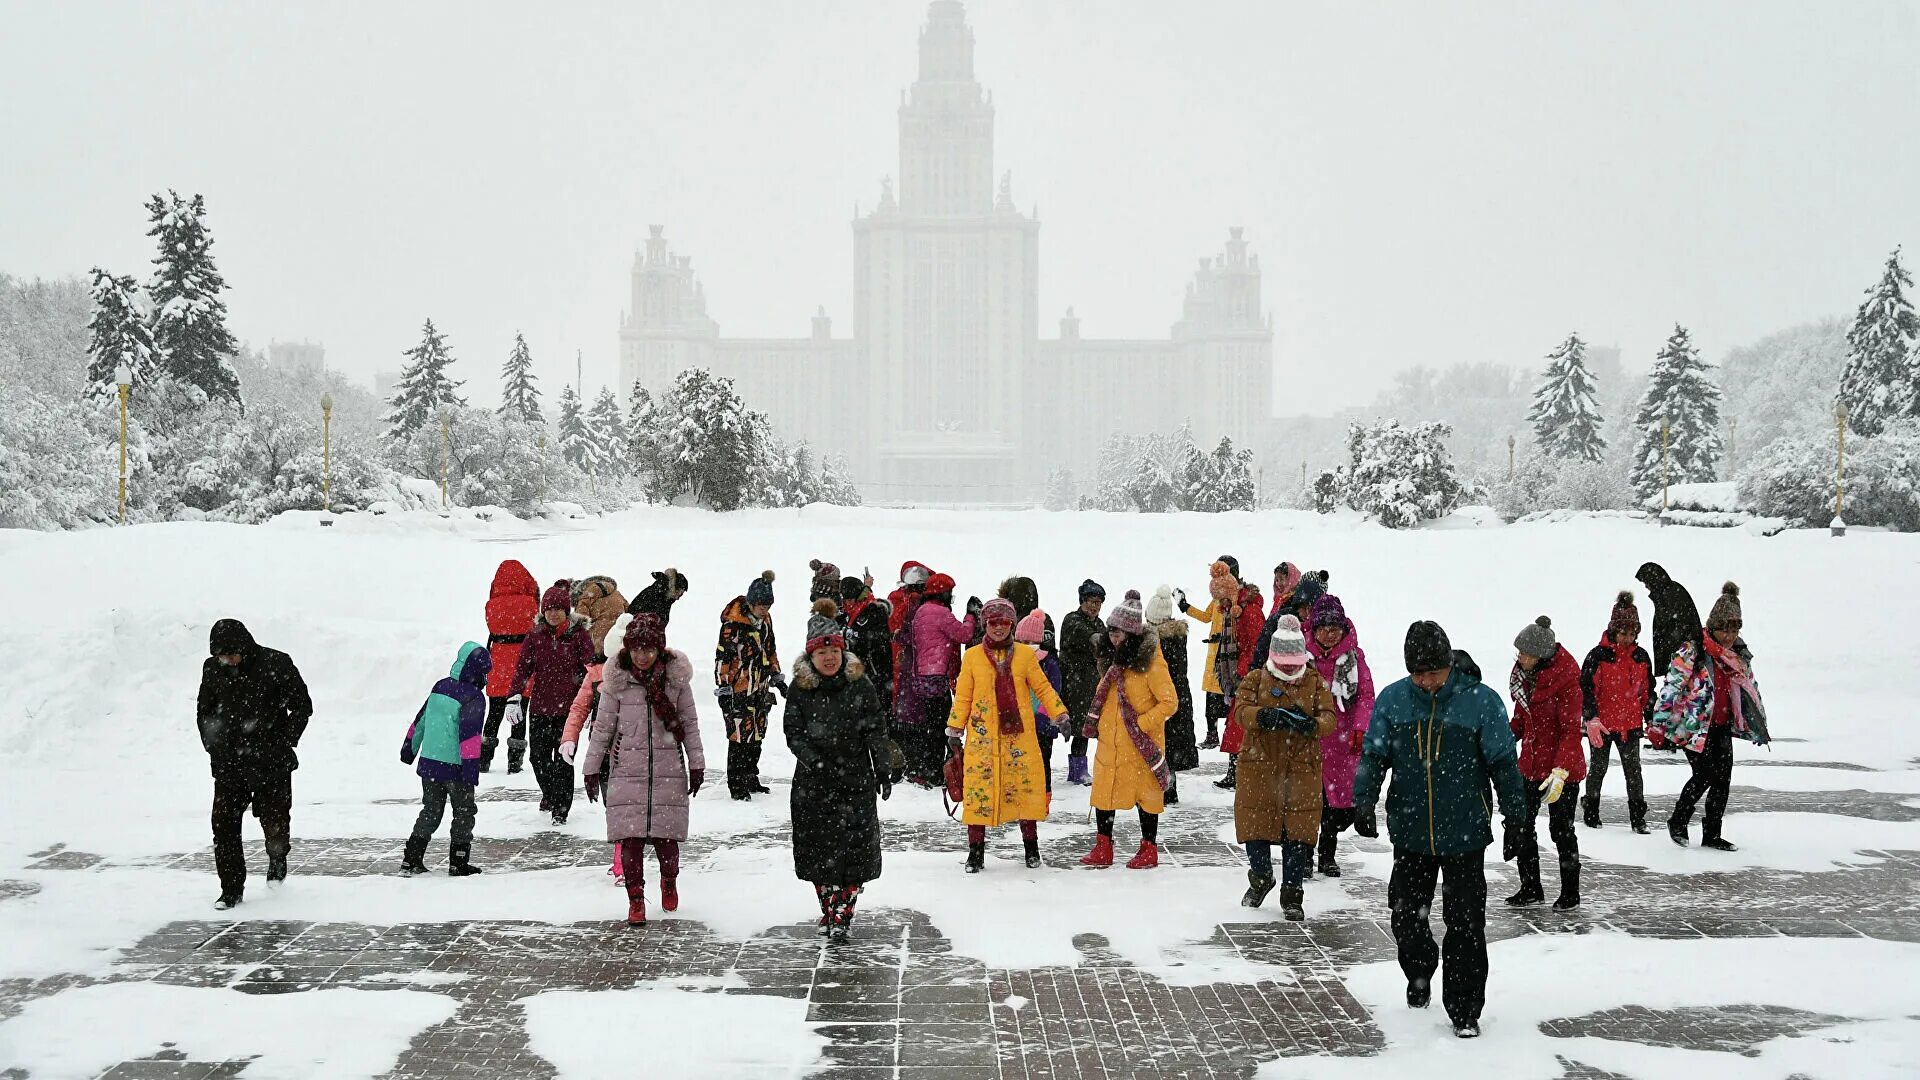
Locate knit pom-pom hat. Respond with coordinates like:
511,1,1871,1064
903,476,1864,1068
804,597,844,653
1514,615,1556,659
1707,581,1742,631
1606,589,1641,639
981,598,1018,626
1267,614,1309,667
1145,585,1175,625
1107,589,1146,635
1015,609,1048,645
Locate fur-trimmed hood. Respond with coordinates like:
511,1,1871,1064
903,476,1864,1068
791,651,868,690
1094,625,1160,673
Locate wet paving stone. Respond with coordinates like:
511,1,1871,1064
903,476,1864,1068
10,759,1919,1077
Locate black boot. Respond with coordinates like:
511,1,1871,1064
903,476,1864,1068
507,737,527,774
266,855,288,883
1668,815,1690,847
214,891,243,911
1552,857,1580,910
1406,978,1430,1008
1241,871,1276,908
1581,799,1601,829
1213,757,1237,790
1508,843,1543,905
401,836,430,876
965,841,985,874
1701,836,1738,852
1629,801,1650,834
1279,886,1305,922
1200,722,1220,750
448,844,484,877
1023,834,1042,869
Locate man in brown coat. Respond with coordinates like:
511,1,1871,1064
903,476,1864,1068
1232,615,1337,920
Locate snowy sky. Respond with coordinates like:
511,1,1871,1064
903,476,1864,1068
2,0,1916,411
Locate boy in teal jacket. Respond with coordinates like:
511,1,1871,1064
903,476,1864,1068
400,642,491,876
1353,621,1526,1040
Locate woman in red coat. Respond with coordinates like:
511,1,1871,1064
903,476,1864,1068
1507,616,1586,910
482,560,540,774
1579,592,1655,833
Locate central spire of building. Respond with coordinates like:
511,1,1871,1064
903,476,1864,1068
898,1,993,215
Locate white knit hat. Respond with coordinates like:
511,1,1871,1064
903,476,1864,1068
604,614,633,661
1268,614,1308,665
1145,584,1175,625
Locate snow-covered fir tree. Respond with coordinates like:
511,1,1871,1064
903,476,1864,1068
145,191,241,405
583,386,627,476
1629,324,1723,500
650,368,762,511
1196,436,1256,511
497,332,543,423
1527,332,1606,462
1043,467,1077,511
1314,419,1470,528
383,319,465,441
555,385,591,470
1836,247,1920,437
817,453,862,507
83,268,155,403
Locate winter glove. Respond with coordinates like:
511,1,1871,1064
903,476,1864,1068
879,779,893,801
584,774,601,803
1347,728,1364,755
1539,767,1569,805
1587,720,1605,748
946,731,964,754
1501,818,1524,862
1353,806,1379,839
688,769,704,796
504,699,525,731
1082,720,1099,741
965,595,983,621
715,685,735,710
559,740,577,764
768,672,788,695
1647,726,1669,751
1174,588,1189,612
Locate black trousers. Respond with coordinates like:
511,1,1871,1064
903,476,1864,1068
1094,808,1159,843
480,696,525,772
1318,806,1355,865
1516,779,1580,893
1038,732,1056,792
410,777,477,848
211,770,292,897
1672,724,1734,839
1388,847,1488,1027
727,739,765,795
901,689,952,786
1205,692,1228,735
1584,731,1646,822
527,714,573,816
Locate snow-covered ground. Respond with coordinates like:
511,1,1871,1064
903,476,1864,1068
1,506,1917,1077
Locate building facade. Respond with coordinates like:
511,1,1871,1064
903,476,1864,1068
619,1,1272,505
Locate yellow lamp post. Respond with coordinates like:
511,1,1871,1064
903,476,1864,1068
439,406,453,508
320,391,334,514
1833,402,1848,537
114,363,131,524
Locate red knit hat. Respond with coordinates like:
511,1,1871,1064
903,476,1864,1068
541,581,573,613
924,572,956,597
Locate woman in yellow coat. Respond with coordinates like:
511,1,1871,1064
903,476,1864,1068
1079,590,1180,870
948,597,1069,873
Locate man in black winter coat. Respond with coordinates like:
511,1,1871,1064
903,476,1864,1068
197,619,312,909
1635,562,1702,673
626,568,689,627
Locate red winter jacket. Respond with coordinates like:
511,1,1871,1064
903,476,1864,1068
1510,645,1587,783
1580,637,1654,735
484,561,540,699
1230,586,1266,679
510,616,595,718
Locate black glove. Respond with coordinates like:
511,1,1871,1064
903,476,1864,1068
966,595,983,620
584,774,601,803
947,733,964,754
1255,707,1287,731
1353,806,1379,839
1174,588,1189,612
880,780,893,801
1501,819,1524,862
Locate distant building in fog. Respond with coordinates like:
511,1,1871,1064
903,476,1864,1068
619,1,1273,504
374,369,400,403
268,340,325,376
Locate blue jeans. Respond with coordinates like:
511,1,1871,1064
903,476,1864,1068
1245,839,1312,885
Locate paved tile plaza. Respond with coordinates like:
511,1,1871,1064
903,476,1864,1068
4,756,1917,1079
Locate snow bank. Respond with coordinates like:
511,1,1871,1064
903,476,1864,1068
1654,481,1742,513
0,983,455,1078
524,987,825,1078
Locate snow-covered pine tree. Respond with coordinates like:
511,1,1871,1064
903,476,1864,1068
1836,247,1920,437
383,319,466,442
1527,332,1606,462
651,368,761,510
83,268,155,403
145,191,241,405
1202,436,1256,510
1629,324,1724,500
817,453,862,506
1313,419,1468,527
623,380,658,487
1043,467,1077,511
498,332,543,423
582,387,627,476
555,385,591,470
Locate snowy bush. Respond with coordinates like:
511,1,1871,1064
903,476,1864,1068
1848,421,1920,531
1315,419,1471,528
0,391,121,529
1737,421,1920,531
1092,426,1253,513
1736,436,1835,527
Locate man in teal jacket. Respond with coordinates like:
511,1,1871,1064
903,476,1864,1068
1353,621,1527,1039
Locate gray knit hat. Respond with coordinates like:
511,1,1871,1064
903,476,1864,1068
1706,582,1742,631
1107,589,1145,635
1513,615,1556,659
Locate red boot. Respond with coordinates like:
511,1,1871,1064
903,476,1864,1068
1080,835,1114,867
626,891,647,926
661,878,679,912
1126,841,1159,870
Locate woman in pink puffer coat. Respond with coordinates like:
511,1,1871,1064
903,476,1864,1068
1304,594,1375,880
583,615,706,927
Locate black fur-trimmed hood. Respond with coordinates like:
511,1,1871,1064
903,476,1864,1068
1094,625,1160,674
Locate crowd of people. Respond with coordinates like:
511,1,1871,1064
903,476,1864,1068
193,554,1769,1036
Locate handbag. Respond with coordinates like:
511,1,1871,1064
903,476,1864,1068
942,744,965,817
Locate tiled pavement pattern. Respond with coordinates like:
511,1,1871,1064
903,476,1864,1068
6,760,1919,1078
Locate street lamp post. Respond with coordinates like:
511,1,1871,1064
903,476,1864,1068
439,406,453,508
114,363,131,524
1833,402,1848,537
320,392,334,515
1507,434,1516,483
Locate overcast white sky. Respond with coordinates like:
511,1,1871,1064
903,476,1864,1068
3,1,1916,411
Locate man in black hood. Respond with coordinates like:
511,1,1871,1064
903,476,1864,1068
197,619,312,910
1634,562,1702,674
626,568,689,627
